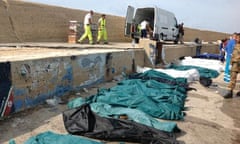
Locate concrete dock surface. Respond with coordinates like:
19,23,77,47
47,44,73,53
0,72,239,144
0,42,239,144
0,42,140,62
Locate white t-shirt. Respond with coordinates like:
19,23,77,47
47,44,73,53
84,13,92,25
140,20,149,30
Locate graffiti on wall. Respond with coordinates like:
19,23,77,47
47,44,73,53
77,54,105,86
13,59,73,110
0,62,15,117
54,63,73,97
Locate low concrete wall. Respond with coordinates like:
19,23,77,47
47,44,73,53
163,44,219,63
139,39,219,65
0,49,144,117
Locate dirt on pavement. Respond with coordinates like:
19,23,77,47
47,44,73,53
0,73,240,144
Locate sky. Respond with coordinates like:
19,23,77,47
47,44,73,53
26,0,239,34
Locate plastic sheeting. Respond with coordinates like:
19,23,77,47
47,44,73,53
65,70,187,143
69,70,189,120
192,53,224,62
68,101,180,132
136,66,200,82
63,104,179,144
179,56,224,73
168,64,219,78
12,131,103,144
69,79,186,120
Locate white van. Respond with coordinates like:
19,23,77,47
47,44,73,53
125,5,179,43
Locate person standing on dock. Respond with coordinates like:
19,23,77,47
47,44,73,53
140,19,149,38
178,22,184,44
224,33,238,82
222,33,240,98
195,37,202,56
78,10,94,44
96,14,108,44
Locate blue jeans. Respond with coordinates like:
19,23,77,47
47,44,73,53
141,29,147,38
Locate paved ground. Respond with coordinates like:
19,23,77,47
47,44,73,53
177,73,240,144
0,43,240,144
0,71,240,144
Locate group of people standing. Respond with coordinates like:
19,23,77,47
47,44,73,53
221,33,240,98
139,20,153,38
77,10,108,44
131,19,153,41
130,20,185,44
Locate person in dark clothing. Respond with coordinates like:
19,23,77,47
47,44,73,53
130,19,140,46
194,38,202,56
140,20,149,38
178,22,184,44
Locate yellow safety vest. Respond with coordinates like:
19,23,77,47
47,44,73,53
99,18,106,29
137,24,141,32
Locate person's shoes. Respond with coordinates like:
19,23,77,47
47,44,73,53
96,41,100,44
222,89,233,99
104,42,108,44
236,91,240,97
89,42,95,45
77,39,82,44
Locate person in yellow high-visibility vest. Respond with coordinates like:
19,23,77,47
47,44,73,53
78,10,94,44
97,14,108,44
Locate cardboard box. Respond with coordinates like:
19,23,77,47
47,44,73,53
68,35,76,44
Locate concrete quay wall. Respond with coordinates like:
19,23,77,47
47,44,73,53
0,48,144,117
163,43,219,63
139,39,219,65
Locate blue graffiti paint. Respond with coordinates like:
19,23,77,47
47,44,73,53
14,89,28,97
111,68,115,73
55,85,71,97
81,56,103,68
13,99,24,112
81,58,91,68
55,66,73,97
12,65,74,110
25,93,51,107
94,56,102,63
62,68,73,81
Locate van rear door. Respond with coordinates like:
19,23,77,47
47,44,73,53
125,6,135,37
153,6,159,39
170,17,178,39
